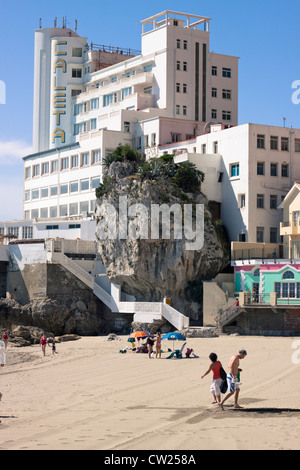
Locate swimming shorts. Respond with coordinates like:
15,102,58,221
227,373,240,392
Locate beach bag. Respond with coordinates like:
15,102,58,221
220,379,228,394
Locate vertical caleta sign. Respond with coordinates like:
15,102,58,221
50,39,68,147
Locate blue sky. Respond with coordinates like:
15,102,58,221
0,0,299,220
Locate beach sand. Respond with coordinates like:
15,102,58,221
0,334,299,450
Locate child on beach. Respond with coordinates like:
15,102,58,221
201,352,223,404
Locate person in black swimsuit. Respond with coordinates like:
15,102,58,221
146,335,156,359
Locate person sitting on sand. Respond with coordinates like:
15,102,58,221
220,350,247,410
201,352,223,404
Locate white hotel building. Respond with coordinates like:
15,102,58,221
21,10,238,232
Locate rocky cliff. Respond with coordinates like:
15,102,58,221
95,157,229,322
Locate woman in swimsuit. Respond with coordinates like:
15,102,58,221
155,332,162,359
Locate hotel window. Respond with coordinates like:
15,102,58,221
183,83,187,94
213,141,219,154
90,98,99,110
41,162,49,175
69,203,78,216
212,66,217,76
183,106,187,116
151,133,156,146
80,201,89,214
32,189,39,200
41,187,48,198
144,86,152,94
51,160,58,172
144,64,153,72
172,133,181,143
281,137,289,151
212,109,217,119
270,194,277,209
183,61,187,71
222,67,231,78
144,135,149,148
24,211,30,220
72,68,82,78
257,134,265,149
176,105,180,115
176,39,181,48
176,61,181,71
281,163,289,177
24,190,30,201
270,163,278,176
40,208,48,218
33,164,40,177
72,47,82,57
50,185,58,196
60,183,68,195
270,227,278,243
60,204,68,216
49,206,57,218
222,89,231,99
121,87,132,99
70,181,78,193
74,103,83,115
71,155,78,168
176,83,180,93
124,121,130,133
212,87,217,98
222,110,231,121
295,138,300,152
25,167,31,179
257,162,265,175
183,40,187,50
239,194,246,208
90,118,97,130
230,163,239,177
31,209,39,219
61,157,69,171
22,226,33,239
202,144,206,154
257,194,264,208
71,89,81,97
92,149,101,164
81,152,89,166
256,226,264,243
91,177,100,189
270,136,278,150
103,93,115,107
81,179,89,191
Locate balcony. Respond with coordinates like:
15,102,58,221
280,220,300,236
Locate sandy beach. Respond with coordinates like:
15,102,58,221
0,334,299,451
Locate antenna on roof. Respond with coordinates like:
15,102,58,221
283,117,286,128
54,17,57,28
39,18,42,29
75,19,78,32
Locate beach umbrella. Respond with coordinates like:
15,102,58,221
129,331,149,339
162,332,186,350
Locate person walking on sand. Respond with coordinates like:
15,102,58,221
201,353,223,404
2,331,8,349
40,334,47,357
147,334,155,359
155,332,162,359
220,350,247,410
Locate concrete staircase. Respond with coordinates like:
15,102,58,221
215,302,242,328
47,239,189,330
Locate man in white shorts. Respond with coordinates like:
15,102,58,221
220,350,247,410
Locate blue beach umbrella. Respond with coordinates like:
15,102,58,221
162,332,186,350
